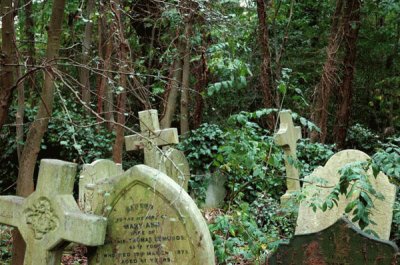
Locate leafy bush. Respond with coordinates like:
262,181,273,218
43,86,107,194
297,139,335,177
346,123,381,152
209,195,296,264
0,225,12,263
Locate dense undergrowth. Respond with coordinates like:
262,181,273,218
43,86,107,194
0,111,399,264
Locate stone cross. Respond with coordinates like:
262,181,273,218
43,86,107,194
125,109,179,169
274,110,301,204
0,159,107,265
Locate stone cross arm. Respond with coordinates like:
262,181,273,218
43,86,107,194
125,128,179,151
0,159,107,265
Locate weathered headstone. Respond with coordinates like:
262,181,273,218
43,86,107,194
125,109,179,169
274,110,302,204
203,174,227,209
79,159,124,213
0,159,107,265
296,150,396,240
160,147,190,191
268,217,399,265
125,109,191,190
88,165,215,265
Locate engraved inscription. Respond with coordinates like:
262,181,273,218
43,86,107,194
98,184,194,264
24,197,59,240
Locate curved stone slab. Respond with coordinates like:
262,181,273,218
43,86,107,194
89,165,215,265
296,149,396,239
79,159,123,213
268,217,399,265
160,147,190,191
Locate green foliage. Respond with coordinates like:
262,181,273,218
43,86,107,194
209,195,296,264
209,204,269,264
346,124,381,152
178,124,225,202
178,123,225,171
297,139,335,177
0,226,12,263
214,112,284,202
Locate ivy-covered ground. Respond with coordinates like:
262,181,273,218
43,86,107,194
1,111,400,264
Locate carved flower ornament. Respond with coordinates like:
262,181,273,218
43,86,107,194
24,197,59,240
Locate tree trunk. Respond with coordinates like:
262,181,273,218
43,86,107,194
80,0,95,107
24,0,36,90
13,1,66,263
96,3,114,129
256,0,275,130
180,22,192,136
334,0,361,149
112,0,128,163
0,0,16,130
193,36,209,129
311,0,345,143
160,57,183,129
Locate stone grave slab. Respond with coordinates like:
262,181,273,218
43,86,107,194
203,173,227,209
0,159,107,265
125,109,191,191
88,164,215,265
125,109,179,169
296,149,396,240
160,147,190,191
274,110,301,204
79,159,124,213
267,217,399,265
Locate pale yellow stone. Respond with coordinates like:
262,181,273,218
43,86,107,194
79,159,123,213
296,150,396,240
125,109,179,169
0,159,107,265
160,147,190,191
88,165,215,265
274,110,302,204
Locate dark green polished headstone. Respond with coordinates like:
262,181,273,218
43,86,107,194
267,217,399,265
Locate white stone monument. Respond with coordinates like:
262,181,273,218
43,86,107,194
274,110,302,204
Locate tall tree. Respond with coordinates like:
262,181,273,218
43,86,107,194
311,0,345,143
13,1,67,263
334,0,362,149
180,1,194,136
160,41,183,129
256,0,275,129
79,0,96,107
0,0,17,130
112,0,129,163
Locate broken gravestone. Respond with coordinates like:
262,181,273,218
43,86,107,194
0,159,107,265
79,159,124,213
268,217,399,265
274,110,302,205
296,149,396,240
125,109,191,190
88,164,215,265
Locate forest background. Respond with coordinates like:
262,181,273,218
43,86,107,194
0,0,399,264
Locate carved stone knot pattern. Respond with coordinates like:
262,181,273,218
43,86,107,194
25,197,59,240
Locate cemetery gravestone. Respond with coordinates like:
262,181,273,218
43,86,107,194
79,159,124,213
88,164,215,265
274,110,301,205
160,147,190,191
203,174,227,209
125,109,191,190
125,109,179,169
0,159,107,265
296,149,396,240
268,217,399,265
